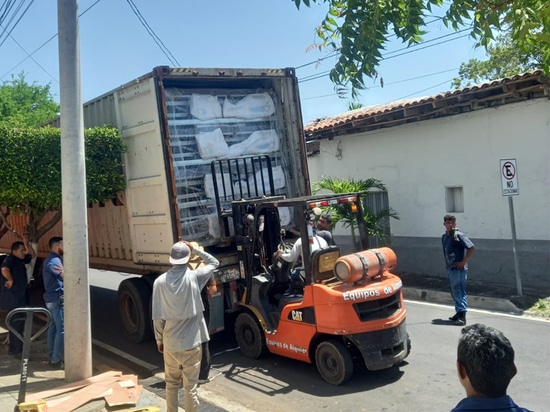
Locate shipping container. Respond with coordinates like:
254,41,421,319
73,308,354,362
0,66,309,342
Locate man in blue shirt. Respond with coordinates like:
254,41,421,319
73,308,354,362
451,323,532,412
442,215,475,325
42,236,64,368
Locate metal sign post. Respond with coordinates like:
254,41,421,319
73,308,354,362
500,158,522,296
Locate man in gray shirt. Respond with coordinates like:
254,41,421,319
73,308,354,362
152,240,219,412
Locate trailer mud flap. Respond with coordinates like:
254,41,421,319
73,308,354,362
347,320,408,371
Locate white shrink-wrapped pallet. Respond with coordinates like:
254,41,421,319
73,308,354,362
223,92,275,119
190,94,222,120
195,128,229,160
228,129,279,157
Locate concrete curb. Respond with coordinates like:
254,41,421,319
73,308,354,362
92,339,160,377
402,287,523,314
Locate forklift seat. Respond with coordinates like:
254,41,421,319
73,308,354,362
311,246,340,283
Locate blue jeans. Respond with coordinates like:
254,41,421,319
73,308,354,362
286,268,304,295
46,299,64,363
447,268,468,313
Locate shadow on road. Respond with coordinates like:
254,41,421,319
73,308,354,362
431,318,464,326
207,334,407,398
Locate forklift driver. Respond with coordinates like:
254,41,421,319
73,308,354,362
274,220,328,295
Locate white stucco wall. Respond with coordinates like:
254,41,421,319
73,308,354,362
308,99,550,242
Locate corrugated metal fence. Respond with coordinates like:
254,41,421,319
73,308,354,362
364,191,391,248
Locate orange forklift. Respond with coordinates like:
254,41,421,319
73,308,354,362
231,193,411,385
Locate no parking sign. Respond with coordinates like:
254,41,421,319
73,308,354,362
500,158,519,196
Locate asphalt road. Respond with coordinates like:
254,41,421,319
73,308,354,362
89,269,550,412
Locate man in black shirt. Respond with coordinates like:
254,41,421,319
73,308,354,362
1,240,35,357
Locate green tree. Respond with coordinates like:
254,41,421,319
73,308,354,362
347,101,363,111
312,176,399,249
452,35,543,88
0,126,126,244
0,73,59,127
293,0,550,97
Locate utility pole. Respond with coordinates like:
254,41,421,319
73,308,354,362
57,0,92,381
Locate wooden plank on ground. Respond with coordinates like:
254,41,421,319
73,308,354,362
27,370,122,401
104,374,141,407
47,379,118,412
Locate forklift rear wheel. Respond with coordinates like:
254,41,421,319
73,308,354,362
315,340,353,385
235,312,267,359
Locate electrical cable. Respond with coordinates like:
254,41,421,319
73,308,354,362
0,0,17,28
1,24,57,83
0,0,18,30
299,31,469,84
294,16,452,72
0,0,34,48
124,0,180,67
0,0,103,82
301,67,459,101
396,78,455,100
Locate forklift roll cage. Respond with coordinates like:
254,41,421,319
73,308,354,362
231,192,370,302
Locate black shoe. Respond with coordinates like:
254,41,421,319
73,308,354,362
455,312,467,326
48,360,64,369
448,313,460,321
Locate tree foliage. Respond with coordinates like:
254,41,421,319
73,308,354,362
452,35,543,88
0,73,59,127
293,0,550,96
0,126,126,242
312,176,399,248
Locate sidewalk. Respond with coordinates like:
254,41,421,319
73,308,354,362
0,318,230,412
1,275,546,412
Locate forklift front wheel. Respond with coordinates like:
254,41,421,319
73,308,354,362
315,340,353,385
235,312,267,359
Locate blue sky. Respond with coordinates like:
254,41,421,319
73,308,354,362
1,0,487,125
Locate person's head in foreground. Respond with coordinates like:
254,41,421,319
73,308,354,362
456,323,516,398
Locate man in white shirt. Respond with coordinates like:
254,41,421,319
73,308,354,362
275,222,328,294
152,241,219,412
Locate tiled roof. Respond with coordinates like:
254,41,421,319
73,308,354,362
305,71,550,139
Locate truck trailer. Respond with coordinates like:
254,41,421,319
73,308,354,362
0,66,310,342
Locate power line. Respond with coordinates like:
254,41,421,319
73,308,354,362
295,51,339,70
0,0,35,48
0,0,17,27
124,0,180,66
301,67,459,101
299,70,331,83
298,30,470,84
0,0,20,29
294,17,450,72
383,28,469,59
1,24,57,83
396,78,455,100
0,0,103,82
384,33,470,61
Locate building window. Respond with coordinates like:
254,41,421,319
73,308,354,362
446,186,464,213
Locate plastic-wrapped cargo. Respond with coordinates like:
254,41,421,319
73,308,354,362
223,92,276,119
190,94,222,120
165,87,288,245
